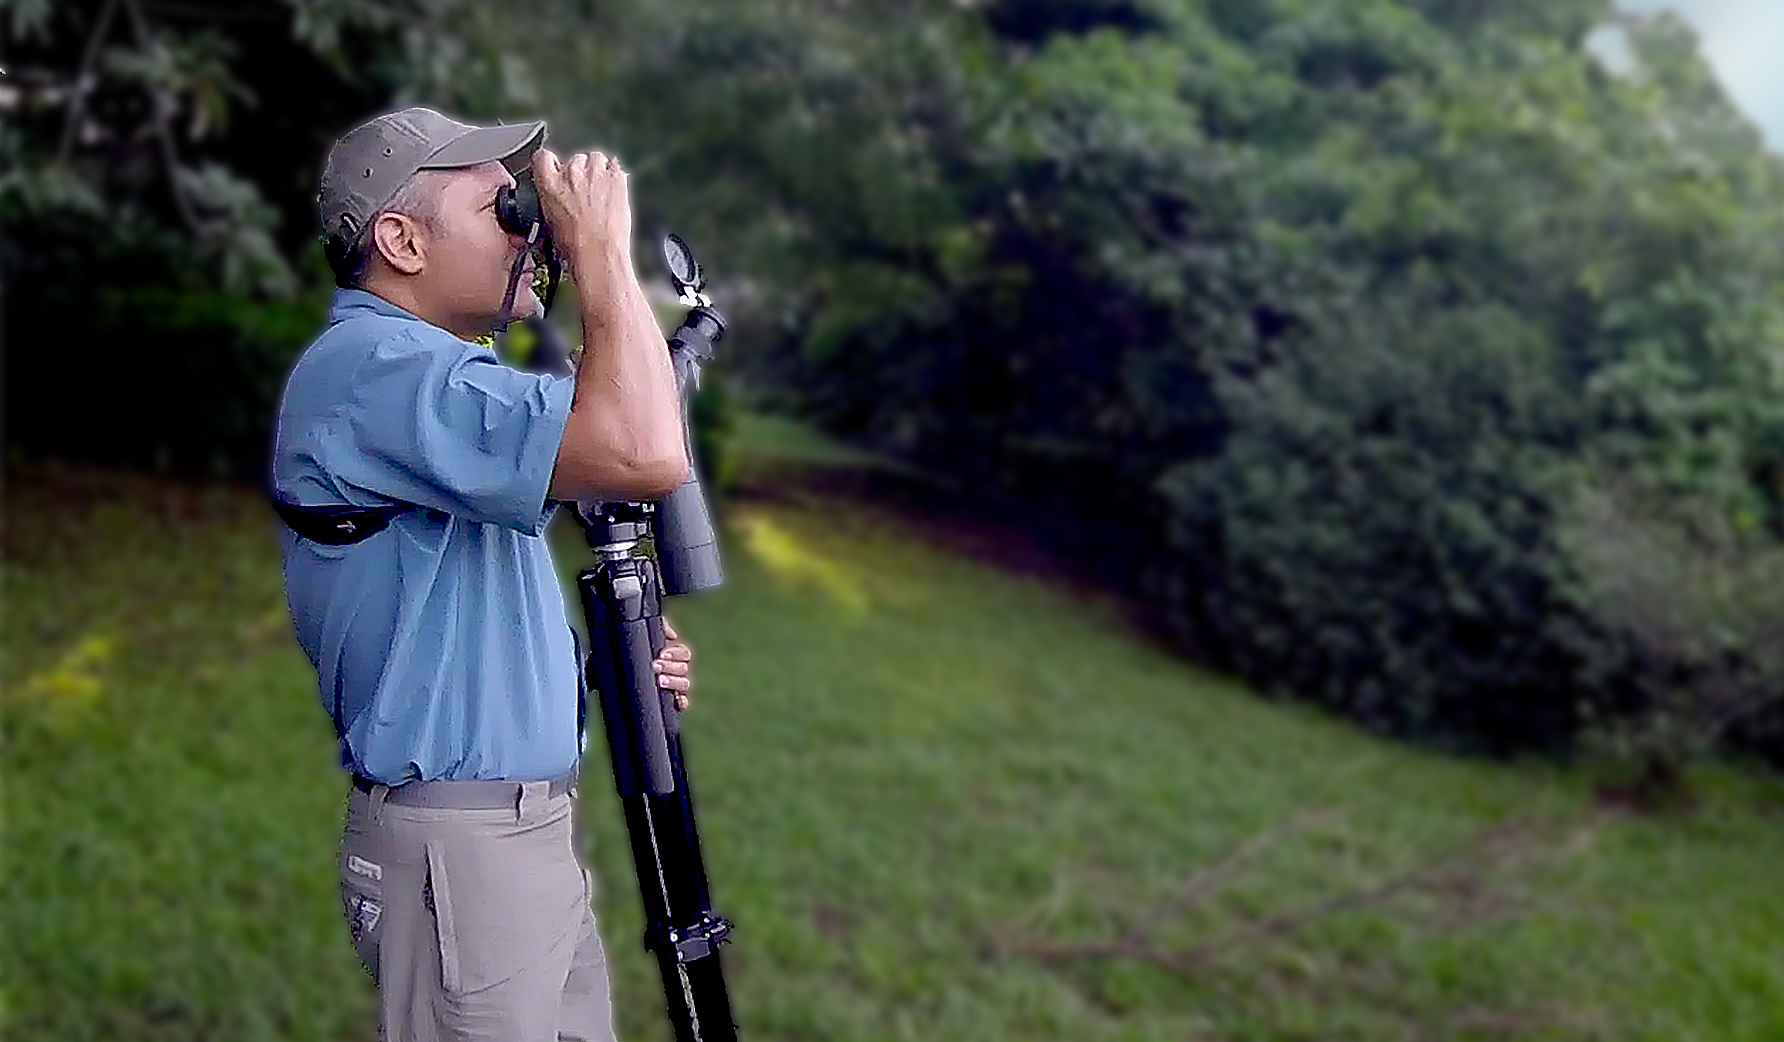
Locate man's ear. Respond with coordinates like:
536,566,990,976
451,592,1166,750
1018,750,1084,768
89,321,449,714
370,212,427,276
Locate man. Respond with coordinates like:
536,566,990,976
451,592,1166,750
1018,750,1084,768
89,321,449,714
270,107,695,1041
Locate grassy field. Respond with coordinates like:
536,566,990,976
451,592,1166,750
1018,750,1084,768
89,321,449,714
3,437,1783,1041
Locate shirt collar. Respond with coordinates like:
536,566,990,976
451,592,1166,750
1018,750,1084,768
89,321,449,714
328,287,427,325
326,288,502,358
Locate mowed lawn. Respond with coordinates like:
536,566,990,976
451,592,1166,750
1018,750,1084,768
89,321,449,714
4,452,1783,1042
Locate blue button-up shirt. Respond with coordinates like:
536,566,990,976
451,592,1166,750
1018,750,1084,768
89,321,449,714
272,289,580,784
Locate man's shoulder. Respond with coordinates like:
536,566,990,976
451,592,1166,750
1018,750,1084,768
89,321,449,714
309,290,439,358
286,293,461,398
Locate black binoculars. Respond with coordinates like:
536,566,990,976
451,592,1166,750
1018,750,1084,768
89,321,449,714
492,174,563,317
495,174,548,243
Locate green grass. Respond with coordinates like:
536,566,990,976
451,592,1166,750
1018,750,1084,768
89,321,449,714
4,454,1783,1041
723,410,927,479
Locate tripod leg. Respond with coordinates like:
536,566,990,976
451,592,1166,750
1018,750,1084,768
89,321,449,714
580,554,739,1042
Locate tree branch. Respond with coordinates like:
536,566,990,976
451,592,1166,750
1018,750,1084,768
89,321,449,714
56,0,122,164
117,0,208,239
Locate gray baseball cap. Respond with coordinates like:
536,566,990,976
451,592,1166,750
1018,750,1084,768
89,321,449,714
318,106,546,246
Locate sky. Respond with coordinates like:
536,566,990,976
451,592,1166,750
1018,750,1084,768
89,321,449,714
1610,0,1784,149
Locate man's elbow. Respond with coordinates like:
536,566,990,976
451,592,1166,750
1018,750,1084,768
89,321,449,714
634,455,693,499
550,449,690,503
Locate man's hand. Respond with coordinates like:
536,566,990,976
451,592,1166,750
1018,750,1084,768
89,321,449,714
654,616,694,711
531,146,634,280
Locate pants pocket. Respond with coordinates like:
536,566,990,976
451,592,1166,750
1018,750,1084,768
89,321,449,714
340,843,386,980
417,812,584,997
423,840,463,994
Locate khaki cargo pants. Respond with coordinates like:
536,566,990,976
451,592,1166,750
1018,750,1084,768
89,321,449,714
339,777,620,1042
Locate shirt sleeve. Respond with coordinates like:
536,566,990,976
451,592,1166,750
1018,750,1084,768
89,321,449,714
334,327,576,534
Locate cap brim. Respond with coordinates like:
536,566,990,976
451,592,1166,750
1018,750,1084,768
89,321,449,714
420,121,546,174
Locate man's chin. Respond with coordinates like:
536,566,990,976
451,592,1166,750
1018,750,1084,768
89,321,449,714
493,285,543,328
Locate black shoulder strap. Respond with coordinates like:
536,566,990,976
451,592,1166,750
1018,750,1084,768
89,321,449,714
270,496,410,545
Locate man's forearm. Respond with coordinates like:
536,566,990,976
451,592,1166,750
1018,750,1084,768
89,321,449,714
569,247,688,476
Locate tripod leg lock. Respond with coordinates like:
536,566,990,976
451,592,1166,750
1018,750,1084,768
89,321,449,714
649,911,735,964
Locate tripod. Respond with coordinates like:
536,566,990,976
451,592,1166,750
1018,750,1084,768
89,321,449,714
575,495,737,1042
527,235,738,1042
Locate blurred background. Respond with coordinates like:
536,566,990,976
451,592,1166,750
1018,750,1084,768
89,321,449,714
5,1,1784,1039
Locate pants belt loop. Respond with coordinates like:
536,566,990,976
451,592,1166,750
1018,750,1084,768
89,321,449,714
368,782,390,826
521,779,547,824
520,778,559,823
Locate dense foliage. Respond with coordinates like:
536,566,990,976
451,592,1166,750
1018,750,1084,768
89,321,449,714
570,0,1784,767
8,0,1784,771
2,0,552,469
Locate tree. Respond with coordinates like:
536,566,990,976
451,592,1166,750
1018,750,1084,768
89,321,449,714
561,0,1784,759
0,0,547,472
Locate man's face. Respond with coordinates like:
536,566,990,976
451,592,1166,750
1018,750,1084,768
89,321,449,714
416,160,540,337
